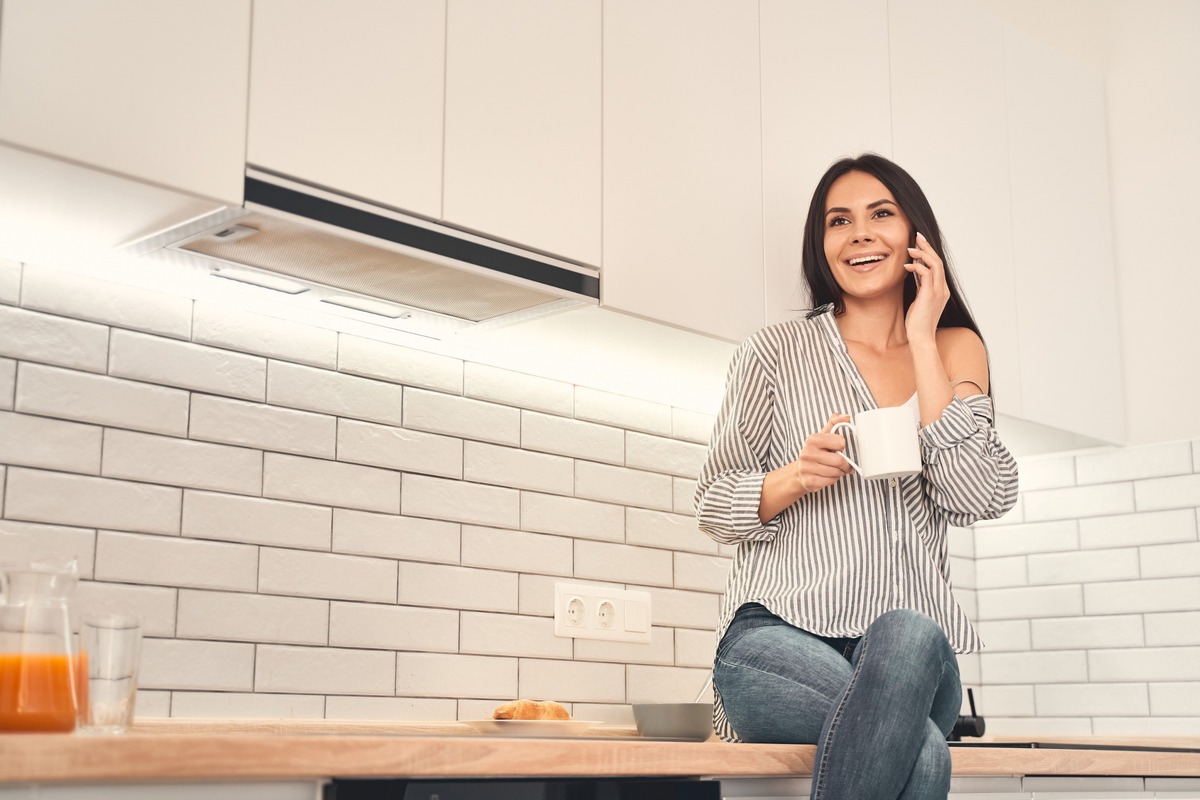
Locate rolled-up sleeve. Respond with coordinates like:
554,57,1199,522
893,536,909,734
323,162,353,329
920,394,1019,527
694,341,780,544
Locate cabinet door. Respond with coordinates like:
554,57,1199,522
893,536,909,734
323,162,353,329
1004,23,1125,443
443,0,601,266
760,0,893,327
889,0,1022,417
0,0,250,204
603,0,764,342
247,0,445,219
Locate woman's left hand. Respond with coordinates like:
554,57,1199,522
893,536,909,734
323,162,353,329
905,232,950,344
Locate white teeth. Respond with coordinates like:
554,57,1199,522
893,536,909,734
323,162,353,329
849,255,886,266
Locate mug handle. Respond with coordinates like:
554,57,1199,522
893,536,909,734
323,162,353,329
830,421,862,474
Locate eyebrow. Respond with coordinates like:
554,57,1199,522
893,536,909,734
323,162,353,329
825,199,897,216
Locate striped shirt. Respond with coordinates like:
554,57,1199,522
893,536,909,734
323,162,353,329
694,304,1019,742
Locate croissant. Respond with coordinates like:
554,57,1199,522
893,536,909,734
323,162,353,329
491,699,571,720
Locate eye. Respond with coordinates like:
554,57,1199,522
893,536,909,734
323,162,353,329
872,208,894,219
828,216,849,228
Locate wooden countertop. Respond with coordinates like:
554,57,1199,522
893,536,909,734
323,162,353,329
2,720,1198,785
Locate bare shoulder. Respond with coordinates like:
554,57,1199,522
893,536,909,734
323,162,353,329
935,327,989,394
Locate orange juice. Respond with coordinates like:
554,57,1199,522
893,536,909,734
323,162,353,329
0,653,79,732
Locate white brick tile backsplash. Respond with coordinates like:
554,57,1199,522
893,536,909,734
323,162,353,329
973,556,1027,589
1026,547,1139,585
268,360,403,425
193,302,337,368
404,388,519,445
401,474,518,528
948,555,974,589
109,329,266,400
263,452,400,513
339,334,463,394
975,620,1031,652
74,581,177,637
974,520,1078,559
1135,473,1200,511
329,602,458,652
519,658,625,703
465,363,572,416
1084,576,1200,615
258,547,397,603
0,257,19,304
675,628,717,668
0,357,13,410
1023,483,1135,522
257,645,396,695
1089,646,1200,682
0,411,101,474
190,395,335,458
641,586,720,629
673,552,730,592
1080,442,1194,485
575,387,672,436
673,477,697,516
520,411,623,465
947,526,975,559
140,638,255,691
136,689,171,717
570,703,635,725
170,691,326,719
5,468,181,534
23,267,192,339
398,653,517,699
464,441,573,495
0,305,108,372
626,432,707,479
96,530,258,591
332,508,460,564
1035,683,1149,716
1141,541,1200,578
976,585,1084,620
459,612,572,659
1145,611,1200,646
0,520,96,577
337,419,462,479
1078,508,1197,549
1,464,6,516
16,363,189,436
672,408,715,445
177,589,328,645
979,651,1088,684
575,540,672,587
102,429,263,496
182,490,330,550
520,492,624,542
575,461,672,511
627,665,711,704
1095,716,1200,736
984,716,1092,736
574,627,675,666
1014,456,1076,491
461,525,573,576
1030,615,1144,650
979,684,1035,716
1149,682,1200,716
325,695,458,721
626,508,716,555
398,562,518,613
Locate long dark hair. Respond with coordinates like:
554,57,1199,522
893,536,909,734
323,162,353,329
801,153,983,341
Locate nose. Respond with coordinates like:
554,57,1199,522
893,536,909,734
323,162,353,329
851,218,873,243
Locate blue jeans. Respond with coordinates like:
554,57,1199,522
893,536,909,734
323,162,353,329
714,603,961,800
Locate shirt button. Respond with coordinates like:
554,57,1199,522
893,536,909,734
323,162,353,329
889,478,898,488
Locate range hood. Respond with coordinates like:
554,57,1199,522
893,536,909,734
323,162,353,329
129,168,600,335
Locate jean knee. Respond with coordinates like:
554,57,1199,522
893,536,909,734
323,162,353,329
907,722,952,797
872,609,955,662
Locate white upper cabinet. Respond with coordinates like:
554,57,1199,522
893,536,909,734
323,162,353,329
247,0,445,219
0,0,250,204
602,0,764,343
1004,22,1124,443
759,0,893,328
888,0,1022,418
442,0,601,266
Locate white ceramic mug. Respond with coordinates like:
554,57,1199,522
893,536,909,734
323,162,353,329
831,406,921,480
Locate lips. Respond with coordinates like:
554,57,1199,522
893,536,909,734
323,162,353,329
845,252,889,270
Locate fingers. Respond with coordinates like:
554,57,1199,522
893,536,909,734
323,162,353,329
820,413,850,434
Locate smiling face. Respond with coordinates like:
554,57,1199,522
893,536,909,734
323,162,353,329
822,170,914,302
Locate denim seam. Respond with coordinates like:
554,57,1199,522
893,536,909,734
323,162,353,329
811,631,870,800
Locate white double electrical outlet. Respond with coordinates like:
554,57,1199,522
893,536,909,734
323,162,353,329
552,582,652,643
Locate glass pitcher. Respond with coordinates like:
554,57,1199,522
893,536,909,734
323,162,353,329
0,559,82,732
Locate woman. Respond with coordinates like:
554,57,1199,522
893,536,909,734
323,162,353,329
695,153,1018,800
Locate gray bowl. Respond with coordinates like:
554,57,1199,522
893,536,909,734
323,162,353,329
632,702,714,741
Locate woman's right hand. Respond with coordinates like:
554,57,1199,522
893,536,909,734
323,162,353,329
758,414,853,522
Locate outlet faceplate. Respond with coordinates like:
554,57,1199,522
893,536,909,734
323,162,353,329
553,583,652,643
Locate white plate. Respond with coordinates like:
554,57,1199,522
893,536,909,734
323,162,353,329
462,719,602,737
